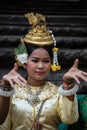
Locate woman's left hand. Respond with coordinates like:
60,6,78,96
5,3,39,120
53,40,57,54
63,59,87,84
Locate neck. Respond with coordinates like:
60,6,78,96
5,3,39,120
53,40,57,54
27,78,45,87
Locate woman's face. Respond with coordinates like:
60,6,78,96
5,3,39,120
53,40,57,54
24,48,51,83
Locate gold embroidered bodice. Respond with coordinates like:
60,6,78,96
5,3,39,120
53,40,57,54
0,82,79,130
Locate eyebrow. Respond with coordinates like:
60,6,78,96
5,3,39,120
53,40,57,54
31,56,50,59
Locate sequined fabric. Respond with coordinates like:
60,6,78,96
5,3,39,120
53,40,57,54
0,82,79,130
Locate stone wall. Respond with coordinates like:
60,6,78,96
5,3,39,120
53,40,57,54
0,0,87,93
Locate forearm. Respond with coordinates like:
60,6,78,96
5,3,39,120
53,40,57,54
59,95,79,124
0,80,15,124
0,96,10,124
66,95,74,101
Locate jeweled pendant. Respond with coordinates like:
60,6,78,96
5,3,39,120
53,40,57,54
28,94,40,106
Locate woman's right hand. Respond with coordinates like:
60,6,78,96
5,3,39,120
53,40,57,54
2,63,27,88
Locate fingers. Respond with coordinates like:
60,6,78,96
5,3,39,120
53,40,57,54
63,58,87,84
12,78,25,88
3,73,27,88
11,74,27,88
72,75,80,84
64,70,87,84
73,59,79,68
7,79,14,88
13,63,19,72
18,75,27,84
78,71,87,82
15,74,27,86
81,71,87,77
2,63,27,88
63,74,80,84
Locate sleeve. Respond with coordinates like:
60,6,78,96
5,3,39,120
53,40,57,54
0,99,12,130
57,94,79,124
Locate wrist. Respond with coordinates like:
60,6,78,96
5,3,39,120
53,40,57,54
0,79,10,87
59,84,79,96
63,79,75,90
0,79,15,97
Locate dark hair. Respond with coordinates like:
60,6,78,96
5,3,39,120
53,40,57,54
25,43,53,59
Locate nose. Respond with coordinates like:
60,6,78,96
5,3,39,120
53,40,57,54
37,62,44,69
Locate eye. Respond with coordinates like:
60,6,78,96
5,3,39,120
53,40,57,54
43,59,51,63
31,59,38,63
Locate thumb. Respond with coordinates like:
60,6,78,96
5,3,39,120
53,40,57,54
73,59,79,68
13,63,19,72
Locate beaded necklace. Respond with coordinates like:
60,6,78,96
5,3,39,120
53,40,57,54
26,84,46,130
26,84,45,106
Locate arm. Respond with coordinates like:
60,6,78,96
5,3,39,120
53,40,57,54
60,59,87,101
0,96,10,125
57,59,87,124
58,94,79,124
0,63,27,124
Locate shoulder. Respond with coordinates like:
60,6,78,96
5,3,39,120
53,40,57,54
45,81,59,93
12,84,28,99
45,81,59,88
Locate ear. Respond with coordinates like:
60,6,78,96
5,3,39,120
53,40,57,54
23,63,27,69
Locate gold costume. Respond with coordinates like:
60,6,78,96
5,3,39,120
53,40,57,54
0,82,79,130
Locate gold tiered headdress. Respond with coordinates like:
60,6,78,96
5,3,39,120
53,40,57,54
22,13,53,45
14,12,61,71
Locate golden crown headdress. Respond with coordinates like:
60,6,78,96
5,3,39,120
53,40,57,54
14,12,61,71
22,12,53,45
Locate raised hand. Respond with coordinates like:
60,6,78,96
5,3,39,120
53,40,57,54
63,59,87,84
2,63,27,88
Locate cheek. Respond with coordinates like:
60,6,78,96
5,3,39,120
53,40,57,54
26,62,35,72
46,63,51,70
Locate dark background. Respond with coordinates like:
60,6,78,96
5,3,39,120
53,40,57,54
0,0,87,93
